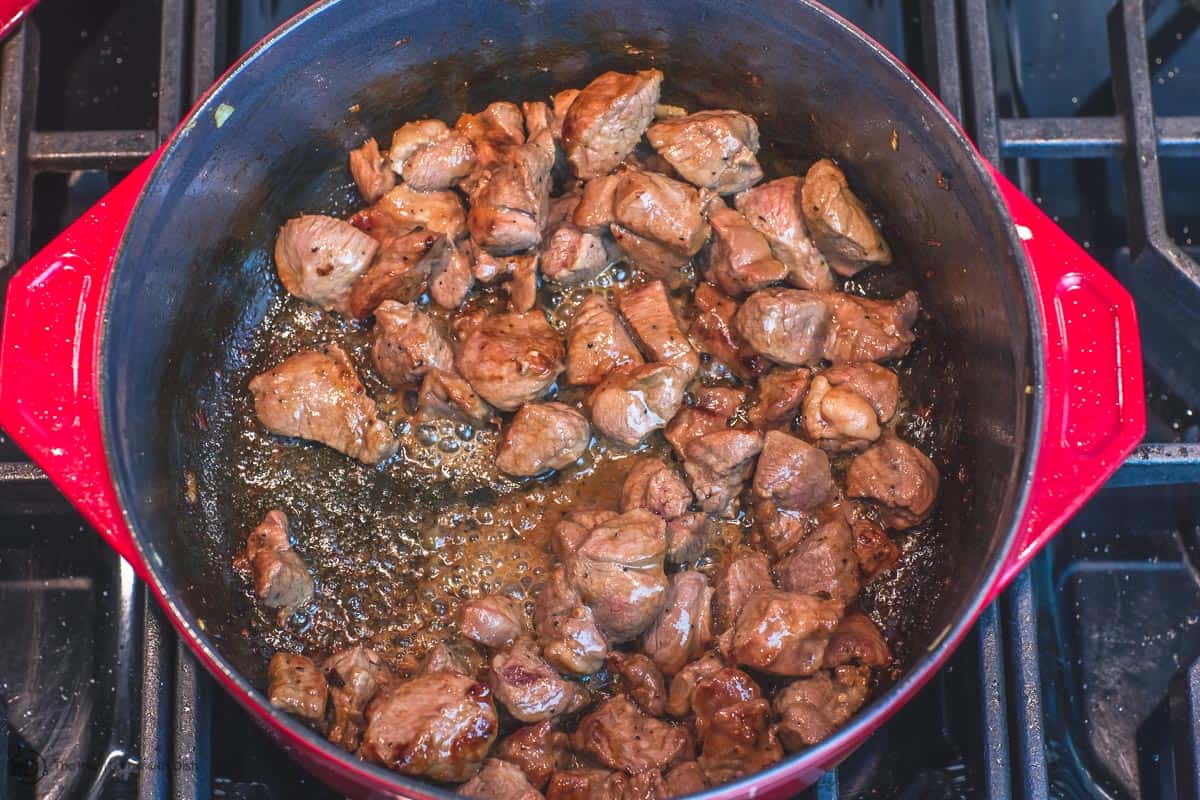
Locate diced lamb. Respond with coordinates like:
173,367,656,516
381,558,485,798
243,510,314,610
663,386,745,459
496,720,572,790
348,229,445,318
664,514,713,566
747,368,811,431
823,611,891,668
620,458,692,520
561,70,664,179
665,653,724,718
349,137,396,203
569,695,692,774
750,500,816,560
468,133,555,255
704,203,787,297
689,282,770,379
389,119,478,191
733,288,832,367
646,110,762,195
371,301,453,387
641,571,714,676
712,552,774,631
734,176,834,290
615,280,700,381
535,567,609,675
729,590,844,676
696,696,782,785
267,652,327,721
817,290,919,364
274,215,379,315
566,295,644,386
491,637,589,723
800,159,891,276
588,363,688,448
845,435,939,529
430,240,475,309
496,402,591,476
607,652,668,717
416,369,495,428
774,665,870,751
776,518,860,603
324,645,393,750
456,311,566,411
844,502,900,581
460,594,527,649
610,171,710,285
459,758,544,800
681,429,764,518
752,430,836,511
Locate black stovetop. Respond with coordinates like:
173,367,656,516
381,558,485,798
3,1,1200,798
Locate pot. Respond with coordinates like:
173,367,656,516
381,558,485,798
0,1,1144,797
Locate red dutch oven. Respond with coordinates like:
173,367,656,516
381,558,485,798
0,1,1144,797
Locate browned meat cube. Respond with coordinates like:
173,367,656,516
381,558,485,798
491,638,589,723
823,611,891,668
468,132,555,255
734,176,834,290
274,215,379,315
348,230,446,318
845,435,939,529
416,369,495,428
733,287,832,367
665,653,724,718
681,429,764,518
822,362,901,420
610,171,710,285
665,514,713,566
747,368,811,431
459,594,527,649
690,667,764,739
546,769,628,800
615,280,699,381
496,402,591,476
729,590,844,676
844,502,900,581
567,509,669,643
647,110,762,195
562,70,663,179
366,182,468,240
456,102,526,176
801,159,892,276
689,282,770,380
817,290,919,363
430,240,475,310
803,362,900,451
419,642,477,677
566,295,644,386
664,762,708,796
751,499,816,560
361,671,498,782
641,571,714,676
712,552,773,631
571,174,623,234
664,386,746,459
620,458,692,520
456,310,565,411
777,518,860,603
588,363,688,448
774,665,870,750
696,697,782,785
267,652,327,721
569,695,692,774
752,430,836,511
349,137,396,203
458,758,543,800
542,223,610,285
553,510,618,558
497,720,572,790
250,346,397,464
704,203,787,297
535,567,609,675
370,301,453,387
243,510,313,609
389,119,478,191
607,651,667,716
323,645,393,750
550,90,580,142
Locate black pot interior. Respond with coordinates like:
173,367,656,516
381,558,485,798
103,0,1033,747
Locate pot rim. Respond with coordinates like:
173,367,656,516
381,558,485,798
97,0,1044,795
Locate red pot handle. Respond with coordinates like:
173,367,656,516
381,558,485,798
0,0,37,39
985,166,1145,600
0,157,159,579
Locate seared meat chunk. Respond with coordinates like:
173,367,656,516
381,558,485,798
608,652,667,716
681,429,764,517
361,671,498,782
420,642,478,677
491,637,588,723
734,176,834,290
696,697,782,785
845,435,939,529
430,240,475,309
610,171,710,284
473,249,538,285
457,311,565,411
845,502,900,581
751,500,816,559
777,518,860,603
752,430,836,511
664,386,745,458
543,222,609,285
801,159,891,276
733,288,832,367
545,769,639,800
730,590,844,676
550,90,580,141
704,203,787,297
664,762,708,796
460,594,527,649
562,70,663,179
804,363,900,450
508,255,539,313
243,510,313,609
665,653,724,718
535,567,609,675
641,571,714,676
588,363,688,448
568,509,668,643
349,137,396,203
713,552,773,630
824,611,890,668
324,645,393,750
459,758,543,800
496,403,591,476
646,110,762,195
274,215,379,315
389,119,477,191
774,665,870,750
620,458,691,520
553,510,618,558
689,282,769,379
690,667,763,737
416,369,495,428
348,230,446,318
371,301,453,387
818,290,919,363
572,174,622,233
497,721,572,790
567,295,644,386
665,514,713,566
363,182,468,240
456,102,526,175
615,281,700,380
570,695,692,774
250,346,397,464
468,132,555,255
747,368,811,430
267,652,327,721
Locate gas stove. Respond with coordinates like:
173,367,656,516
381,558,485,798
1,1,1198,798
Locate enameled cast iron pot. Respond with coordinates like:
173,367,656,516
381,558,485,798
0,1,1146,797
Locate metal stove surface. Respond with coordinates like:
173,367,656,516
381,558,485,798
1,1,1199,799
